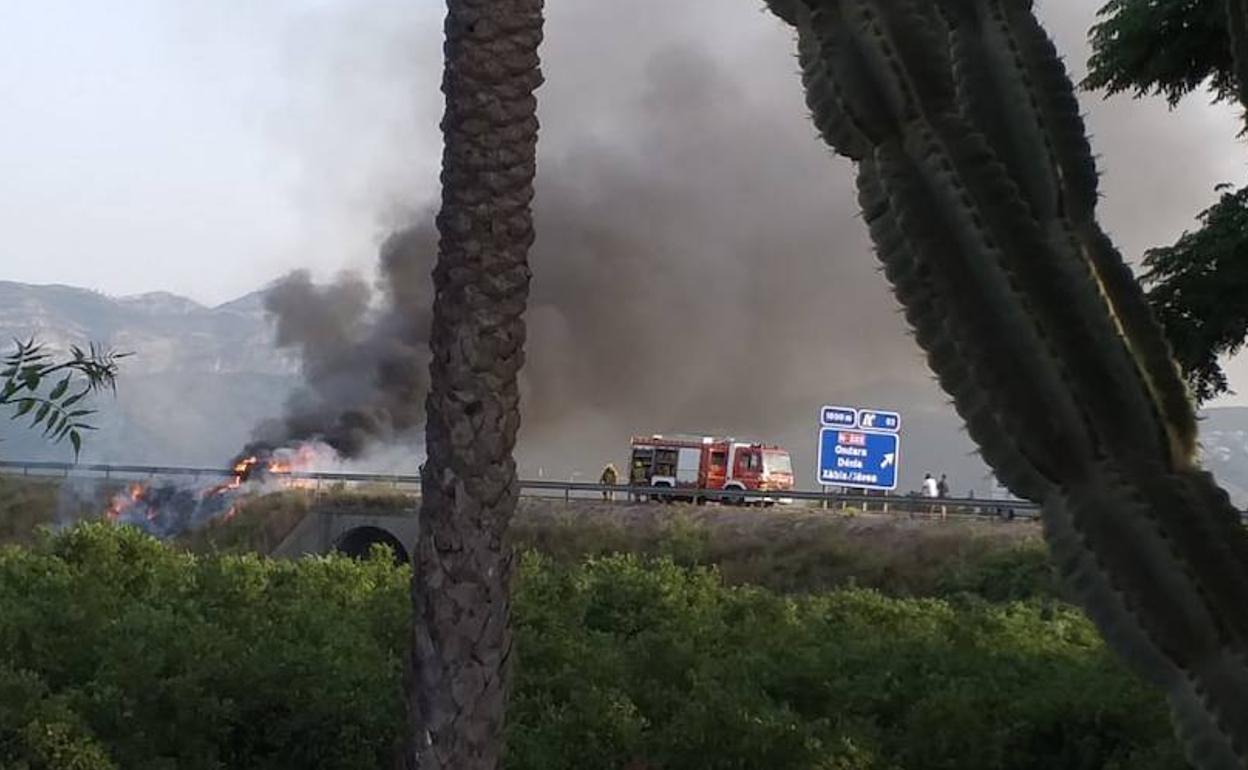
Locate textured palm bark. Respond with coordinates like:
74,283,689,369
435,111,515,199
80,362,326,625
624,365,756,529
403,2,543,769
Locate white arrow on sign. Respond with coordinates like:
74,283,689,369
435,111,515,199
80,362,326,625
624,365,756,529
880,453,895,469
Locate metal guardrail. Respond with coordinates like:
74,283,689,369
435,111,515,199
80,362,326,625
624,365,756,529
0,459,1039,517
520,477,1039,512
7,459,1248,527
0,460,233,478
0,460,418,486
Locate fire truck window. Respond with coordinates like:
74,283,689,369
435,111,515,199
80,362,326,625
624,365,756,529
655,448,677,476
735,451,757,472
711,451,727,468
763,452,792,474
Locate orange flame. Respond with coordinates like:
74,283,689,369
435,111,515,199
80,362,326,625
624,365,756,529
106,483,146,521
102,442,328,530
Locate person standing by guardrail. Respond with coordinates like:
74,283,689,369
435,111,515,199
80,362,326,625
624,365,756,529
921,473,937,498
922,473,939,518
937,474,950,519
599,463,618,501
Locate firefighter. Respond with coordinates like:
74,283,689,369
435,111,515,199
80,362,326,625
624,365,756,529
630,458,646,502
600,463,618,501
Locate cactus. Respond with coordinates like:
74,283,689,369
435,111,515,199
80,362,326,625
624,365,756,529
763,1,1248,767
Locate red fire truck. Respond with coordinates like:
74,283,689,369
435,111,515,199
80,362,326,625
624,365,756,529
628,434,795,504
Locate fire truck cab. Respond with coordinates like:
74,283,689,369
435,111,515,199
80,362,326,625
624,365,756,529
628,433,794,505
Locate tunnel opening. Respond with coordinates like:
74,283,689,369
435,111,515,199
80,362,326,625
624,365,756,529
333,526,410,565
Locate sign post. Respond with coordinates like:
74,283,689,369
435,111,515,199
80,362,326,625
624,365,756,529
817,405,902,493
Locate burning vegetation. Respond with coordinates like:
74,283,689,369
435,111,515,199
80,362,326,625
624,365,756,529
104,442,332,538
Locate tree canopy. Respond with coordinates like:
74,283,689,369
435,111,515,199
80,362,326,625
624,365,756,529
1086,0,1248,402
1085,0,1239,107
0,524,1187,769
1142,185,1248,402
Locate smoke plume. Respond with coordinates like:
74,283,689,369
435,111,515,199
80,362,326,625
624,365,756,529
253,226,434,458
259,0,1248,491
256,37,962,486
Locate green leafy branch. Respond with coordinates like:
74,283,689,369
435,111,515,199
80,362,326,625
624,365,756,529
1,339,129,458
1141,183,1248,402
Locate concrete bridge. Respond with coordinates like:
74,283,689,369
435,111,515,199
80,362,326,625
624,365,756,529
272,506,419,564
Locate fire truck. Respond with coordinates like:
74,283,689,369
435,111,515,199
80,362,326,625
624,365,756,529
627,434,795,504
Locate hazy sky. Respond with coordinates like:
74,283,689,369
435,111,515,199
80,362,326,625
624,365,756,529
3,0,1248,403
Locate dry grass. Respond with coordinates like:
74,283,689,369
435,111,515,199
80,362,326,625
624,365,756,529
0,477,413,554
0,477,1055,598
0,474,125,545
178,491,314,555
508,499,1054,599
0,475,63,545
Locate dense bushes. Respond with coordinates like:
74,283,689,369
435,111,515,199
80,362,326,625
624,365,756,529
0,524,1181,769
0,525,407,769
511,554,1181,770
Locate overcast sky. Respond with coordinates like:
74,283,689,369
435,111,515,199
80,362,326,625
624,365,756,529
2,0,1247,404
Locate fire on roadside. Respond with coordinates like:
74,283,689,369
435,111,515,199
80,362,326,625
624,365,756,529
105,483,145,521
102,442,331,538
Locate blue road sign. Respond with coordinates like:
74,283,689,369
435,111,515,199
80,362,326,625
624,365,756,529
817,428,900,490
820,405,857,428
857,409,901,432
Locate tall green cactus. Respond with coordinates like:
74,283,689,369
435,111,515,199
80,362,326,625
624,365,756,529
764,1,1248,767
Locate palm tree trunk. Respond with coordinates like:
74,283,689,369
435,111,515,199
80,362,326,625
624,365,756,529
402,1,543,768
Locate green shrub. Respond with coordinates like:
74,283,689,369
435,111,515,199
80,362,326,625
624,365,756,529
509,552,1181,770
0,665,116,770
933,543,1060,602
0,524,1182,769
0,524,407,770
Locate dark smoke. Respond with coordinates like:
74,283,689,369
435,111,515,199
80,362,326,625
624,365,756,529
253,226,434,458
256,42,960,486
516,44,941,481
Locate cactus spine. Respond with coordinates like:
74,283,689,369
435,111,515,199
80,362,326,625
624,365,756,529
765,1,1248,767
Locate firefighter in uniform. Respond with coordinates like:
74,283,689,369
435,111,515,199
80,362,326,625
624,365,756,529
630,458,646,502
600,463,619,501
